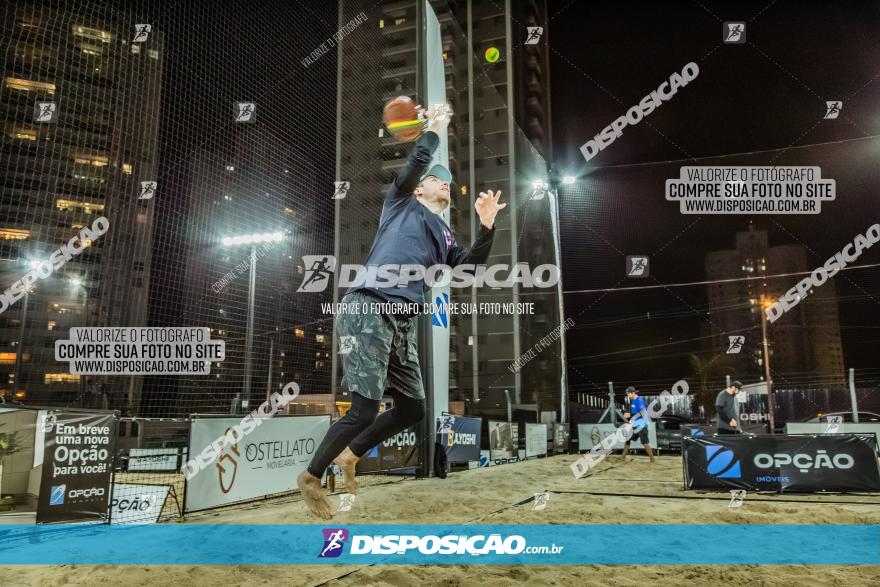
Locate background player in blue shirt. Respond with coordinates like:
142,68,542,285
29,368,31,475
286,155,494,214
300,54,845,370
622,386,655,463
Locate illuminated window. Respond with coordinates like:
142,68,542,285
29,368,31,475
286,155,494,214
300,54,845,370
78,42,103,56
45,373,81,384
0,228,30,240
121,163,133,174
56,199,105,213
137,213,147,223
283,207,294,216
0,353,16,364
442,51,448,60
72,25,112,43
74,155,109,167
48,320,57,331
10,128,37,141
315,360,325,369
379,19,384,28
0,389,23,400
148,49,159,60
316,334,326,343
394,17,406,25
460,185,467,196
295,328,305,338
73,173,105,184
131,45,141,54
4,77,56,94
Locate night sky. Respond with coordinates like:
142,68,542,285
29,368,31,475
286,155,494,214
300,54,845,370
547,0,880,395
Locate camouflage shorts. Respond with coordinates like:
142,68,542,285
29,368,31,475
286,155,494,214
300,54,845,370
337,291,425,401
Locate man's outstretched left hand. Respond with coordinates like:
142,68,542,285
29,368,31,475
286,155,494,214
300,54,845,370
475,189,506,229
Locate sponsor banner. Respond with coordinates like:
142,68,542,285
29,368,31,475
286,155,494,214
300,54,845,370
127,448,183,472
109,483,170,524
488,420,517,459
357,425,420,473
786,423,880,454
525,423,547,457
549,422,570,453
185,415,329,512
438,415,480,463
36,411,116,524
1,524,878,565
479,449,492,467
684,434,880,492
577,423,658,451
683,422,767,436
682,423,715,437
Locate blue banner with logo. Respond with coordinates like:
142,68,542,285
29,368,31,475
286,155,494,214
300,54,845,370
1,524,877,564
438,415,481,463
684,433,880,492
357,425,420,473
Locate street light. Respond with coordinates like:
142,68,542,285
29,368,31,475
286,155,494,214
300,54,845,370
219,232,285,412
221,232,283,247
534,173,570,423
759,295,777,433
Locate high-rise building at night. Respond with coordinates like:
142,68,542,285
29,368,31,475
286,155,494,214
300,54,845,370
0,3,162,410
704,226,845,386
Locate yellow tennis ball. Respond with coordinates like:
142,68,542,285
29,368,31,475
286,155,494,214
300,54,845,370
485,47,500,63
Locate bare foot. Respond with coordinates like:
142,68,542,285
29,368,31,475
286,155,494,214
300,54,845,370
333,447,360,495
297,471,332,519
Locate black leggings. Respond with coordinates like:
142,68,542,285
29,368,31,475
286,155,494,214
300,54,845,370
306,391,425,478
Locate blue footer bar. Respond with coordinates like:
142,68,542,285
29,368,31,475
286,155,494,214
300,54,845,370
0,524,877,565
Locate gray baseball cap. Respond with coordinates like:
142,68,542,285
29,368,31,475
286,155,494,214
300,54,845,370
420,164,452,183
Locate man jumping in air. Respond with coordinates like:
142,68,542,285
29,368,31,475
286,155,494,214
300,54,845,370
297,107,506,519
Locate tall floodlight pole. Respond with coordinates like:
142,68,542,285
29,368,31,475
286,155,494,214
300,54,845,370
760,296,777,433
220,232,284,411
536,173,574,423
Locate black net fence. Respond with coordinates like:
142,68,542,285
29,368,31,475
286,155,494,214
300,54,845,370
1,0,337,418
559,138,880,426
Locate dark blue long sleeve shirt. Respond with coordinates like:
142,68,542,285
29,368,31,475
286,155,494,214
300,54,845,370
348,131,495,304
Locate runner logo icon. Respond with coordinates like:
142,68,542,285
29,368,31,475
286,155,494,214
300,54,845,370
298,255,337,292
319,528,349,558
